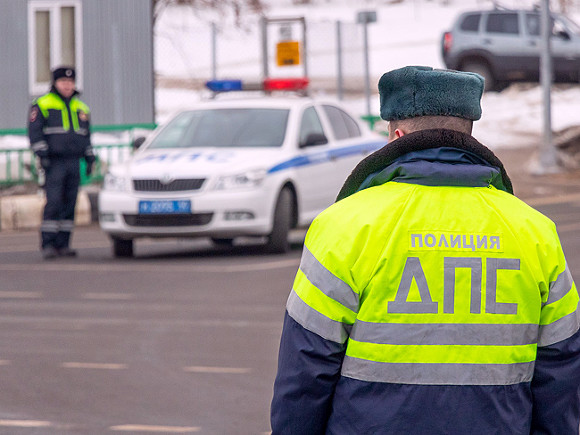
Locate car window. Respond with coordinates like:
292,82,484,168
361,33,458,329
525,13,541,36
322,104,361,140
147,108,290,149
486,12,519,35
460,14,481,32
560,15,580,35
553,18,572,37
299,107,326,146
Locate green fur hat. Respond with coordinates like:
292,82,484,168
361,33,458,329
379,66,484,121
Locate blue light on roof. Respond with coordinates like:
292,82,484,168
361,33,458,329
205,79,243,92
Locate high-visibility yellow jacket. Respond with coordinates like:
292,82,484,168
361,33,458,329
271,129,580,435
28,88,94,162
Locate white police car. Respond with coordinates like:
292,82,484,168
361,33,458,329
98,93,384,257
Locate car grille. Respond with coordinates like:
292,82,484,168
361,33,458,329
123,213,213,227
133,178,205,192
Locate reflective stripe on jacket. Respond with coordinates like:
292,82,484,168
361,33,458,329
271,129,580,435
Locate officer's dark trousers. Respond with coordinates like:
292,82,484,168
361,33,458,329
41,158,80,250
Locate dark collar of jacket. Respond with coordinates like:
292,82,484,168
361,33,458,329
336,128,513,202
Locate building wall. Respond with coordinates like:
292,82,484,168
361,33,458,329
0,1,32,130
0,0,154,130
82,0,155,126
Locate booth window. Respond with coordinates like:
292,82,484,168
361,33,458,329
28,1,83,95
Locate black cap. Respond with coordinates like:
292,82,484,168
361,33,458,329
52,66,76,82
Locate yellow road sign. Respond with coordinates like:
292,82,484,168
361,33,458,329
276,41,300,66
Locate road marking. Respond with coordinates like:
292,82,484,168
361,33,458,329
61,362,128,370
0,291,42,299
183,366,251,374
0,258,299,273
525,192,580,207
0,241,111,254
82,293,134,300
0,420,53,428
556,221,580,233
0,360,10,366
110,424,200,433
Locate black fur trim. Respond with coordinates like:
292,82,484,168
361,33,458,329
336,129,513,201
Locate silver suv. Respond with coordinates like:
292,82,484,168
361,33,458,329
441,7,580,91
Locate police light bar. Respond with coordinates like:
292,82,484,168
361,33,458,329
263,77,309,91
205,77,309,93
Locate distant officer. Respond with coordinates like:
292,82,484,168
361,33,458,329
28,66,95,259
271,66,580,434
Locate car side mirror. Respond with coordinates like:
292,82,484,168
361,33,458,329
132,136,146,150
300,132,328,148
555,30,571,40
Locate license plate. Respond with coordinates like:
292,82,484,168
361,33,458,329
138,200,191,214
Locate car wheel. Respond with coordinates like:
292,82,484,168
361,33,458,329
462,61,496,92
211,238,234,247
112,237,134,258
265,188,293,254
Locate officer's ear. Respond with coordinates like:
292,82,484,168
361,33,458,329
393,128,406,139
387,124,406,142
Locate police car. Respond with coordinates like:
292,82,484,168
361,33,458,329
99,82,384,257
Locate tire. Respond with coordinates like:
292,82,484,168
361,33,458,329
462,61,496,92
265,188,293,254
211,238,234,247
112,237,134,258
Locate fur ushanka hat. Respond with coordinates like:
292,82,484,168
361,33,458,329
379,66,484,121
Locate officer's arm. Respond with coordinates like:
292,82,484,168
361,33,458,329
270,200,370,434
27,104,48,158
531,260,580,434
271,312,346,435
84,111,96,165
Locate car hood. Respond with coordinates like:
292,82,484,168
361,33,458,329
119,147,289,179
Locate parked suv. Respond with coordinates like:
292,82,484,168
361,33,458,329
442,7,580,91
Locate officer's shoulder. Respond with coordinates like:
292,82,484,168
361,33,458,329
493,189,557,230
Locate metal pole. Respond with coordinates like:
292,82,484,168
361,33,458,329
538,0,558,171
211,22,217,80
363,21,371,116
301,17,308,79
336,20,343,100
261,17,269,79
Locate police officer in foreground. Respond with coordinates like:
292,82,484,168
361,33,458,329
271,66,580,434
28,66,95,259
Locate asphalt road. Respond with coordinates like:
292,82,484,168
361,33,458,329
0,189,579,435
0,229,305,435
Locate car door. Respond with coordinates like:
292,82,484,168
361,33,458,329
319,103,375,197
551,17,580,80
521,12,542,80
523,13,579,81
293,105,337,222
482,12,529,80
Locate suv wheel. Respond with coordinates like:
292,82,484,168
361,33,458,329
462,61,496,92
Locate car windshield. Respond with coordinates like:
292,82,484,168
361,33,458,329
147,108,290,149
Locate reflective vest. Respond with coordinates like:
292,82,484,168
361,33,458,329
287,181,579,386
35,92,90,137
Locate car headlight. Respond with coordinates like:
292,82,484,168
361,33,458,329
103,172,129,192
214,169,267,191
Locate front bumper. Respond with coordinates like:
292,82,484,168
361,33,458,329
98,187,276,240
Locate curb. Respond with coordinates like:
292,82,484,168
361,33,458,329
0,189,96,232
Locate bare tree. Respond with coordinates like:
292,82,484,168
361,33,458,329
153,0,266,26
